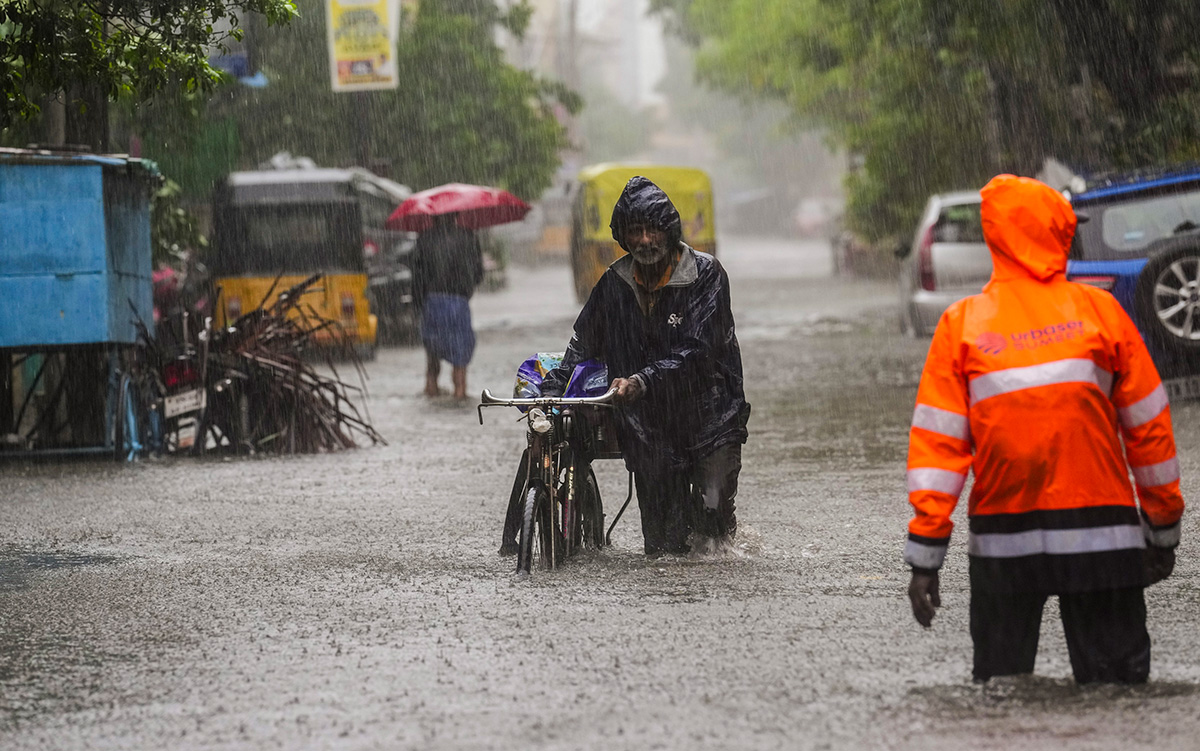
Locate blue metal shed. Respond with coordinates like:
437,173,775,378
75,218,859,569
0,148,158,348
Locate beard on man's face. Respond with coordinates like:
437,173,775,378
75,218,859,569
630,241,670,266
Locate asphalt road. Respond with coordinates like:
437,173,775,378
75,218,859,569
3,236,1199,750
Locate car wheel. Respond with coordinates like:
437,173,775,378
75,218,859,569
1135,241,1200,354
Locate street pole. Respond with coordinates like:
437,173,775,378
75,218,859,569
354,91,373,168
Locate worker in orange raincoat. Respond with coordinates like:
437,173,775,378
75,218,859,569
904,174,1184,683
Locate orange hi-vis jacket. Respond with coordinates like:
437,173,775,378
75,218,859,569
904,175,1184,592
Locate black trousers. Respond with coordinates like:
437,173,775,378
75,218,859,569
634,442,741,555
970,585,1151,684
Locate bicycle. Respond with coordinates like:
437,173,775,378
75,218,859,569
479,386,634,575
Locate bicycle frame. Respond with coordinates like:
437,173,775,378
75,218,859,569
481,387,620,569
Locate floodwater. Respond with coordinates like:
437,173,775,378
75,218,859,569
2,237,1199,750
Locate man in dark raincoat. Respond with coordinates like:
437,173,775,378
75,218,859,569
542,176,750,555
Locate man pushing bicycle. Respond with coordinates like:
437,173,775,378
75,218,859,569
539,176,750,555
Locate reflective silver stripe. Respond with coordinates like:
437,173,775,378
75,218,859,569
1118,384,1169,428
1142,519,1181,548
968,524,1144,558
1131,456,1180,488
969,359,1113,405
904,539,947,569
907,467,967,496
912,404,970,441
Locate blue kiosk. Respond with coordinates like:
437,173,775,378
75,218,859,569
0,147,158,458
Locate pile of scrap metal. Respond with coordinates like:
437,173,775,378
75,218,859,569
145,274,385,455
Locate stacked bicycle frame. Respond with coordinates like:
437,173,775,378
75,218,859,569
480,387,630,575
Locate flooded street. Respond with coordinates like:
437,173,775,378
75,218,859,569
3,236,1199,750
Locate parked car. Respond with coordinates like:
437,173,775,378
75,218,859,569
897,191,991,336
794,197,836,237
1067,168,1200,390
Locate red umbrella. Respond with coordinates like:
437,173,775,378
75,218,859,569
385,183,532,231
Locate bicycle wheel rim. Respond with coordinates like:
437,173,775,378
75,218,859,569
517,484,541,575
537,484,560,570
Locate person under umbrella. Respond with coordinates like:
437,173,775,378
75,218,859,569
387,183,530,400
408,213,484,399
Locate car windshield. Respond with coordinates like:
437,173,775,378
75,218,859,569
933,203,984,243
1075,186,1200,259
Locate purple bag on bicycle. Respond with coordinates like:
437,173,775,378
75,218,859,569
513,352,609,401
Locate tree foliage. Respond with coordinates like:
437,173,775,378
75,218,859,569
0,0,297,126
132,0,576,201
371,1,578,198
652,0,1200,240
151,178,209,263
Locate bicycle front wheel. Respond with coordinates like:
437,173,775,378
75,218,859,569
517,483,560,574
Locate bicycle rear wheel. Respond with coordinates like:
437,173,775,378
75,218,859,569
577,464,605,548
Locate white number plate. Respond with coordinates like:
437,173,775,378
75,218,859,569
177,419,197,450
165,388,207,418
1164,374,1200,403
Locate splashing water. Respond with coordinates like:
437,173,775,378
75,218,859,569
685,524,763,560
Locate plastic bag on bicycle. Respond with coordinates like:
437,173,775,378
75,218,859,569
514,353,621,460
513,352,609,404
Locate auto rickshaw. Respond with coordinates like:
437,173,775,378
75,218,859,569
569,164,716,303
209,167,411,355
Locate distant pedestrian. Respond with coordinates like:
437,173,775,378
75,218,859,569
904,174,1184,683
409,213,484,399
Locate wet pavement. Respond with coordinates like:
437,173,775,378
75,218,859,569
3,236,1199,750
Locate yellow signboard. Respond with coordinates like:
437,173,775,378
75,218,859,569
326,0,402,92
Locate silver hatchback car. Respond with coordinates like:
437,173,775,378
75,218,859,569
898,191,992,336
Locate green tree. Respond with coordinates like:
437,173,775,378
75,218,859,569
652,0,1200,241
1,0,297,147
577,78,649,163
371,1,578,198
133,0,577,201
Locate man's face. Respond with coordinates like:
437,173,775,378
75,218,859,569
623,223,670,266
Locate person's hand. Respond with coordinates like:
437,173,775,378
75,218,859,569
611,377,644,405
908,569,941,628
1144,546,1176,585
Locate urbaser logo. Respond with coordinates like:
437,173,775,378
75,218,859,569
976,332,1008,355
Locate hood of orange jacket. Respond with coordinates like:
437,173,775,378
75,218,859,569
980,174,1077,285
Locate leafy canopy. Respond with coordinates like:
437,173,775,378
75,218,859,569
653,0,1200,240
1,0,297,126
133,0,577,200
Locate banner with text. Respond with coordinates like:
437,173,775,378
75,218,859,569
326,0,402,92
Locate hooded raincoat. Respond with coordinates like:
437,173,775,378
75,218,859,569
903,174,1184,593
543,177,749,474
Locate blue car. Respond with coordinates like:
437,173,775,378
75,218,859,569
1066,168,1200,396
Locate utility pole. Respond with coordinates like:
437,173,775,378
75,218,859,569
66,0,111,151
567,0,579,91
354,91,373,168
39,95,66,147
555,0,581,151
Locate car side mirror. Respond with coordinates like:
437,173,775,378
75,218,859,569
893,241,910,259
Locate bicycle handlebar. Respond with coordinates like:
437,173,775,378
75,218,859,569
477,386,618,424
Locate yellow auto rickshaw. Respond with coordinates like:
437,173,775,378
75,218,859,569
209,167,409,355
569,164,716,303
